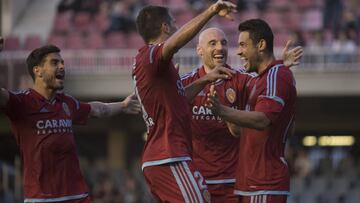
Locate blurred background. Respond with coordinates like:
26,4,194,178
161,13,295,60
0,0,360,202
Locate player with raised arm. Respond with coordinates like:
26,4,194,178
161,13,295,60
0,43,141,203
181,27,302,203
206,19,298,203
133,1,237,202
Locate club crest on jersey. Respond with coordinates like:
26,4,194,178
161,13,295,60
226,88,236,104
62,102,71,116
203,189,211,202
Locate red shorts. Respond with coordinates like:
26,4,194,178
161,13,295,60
238,195,287,203
207,183,237,203
143,161,211,203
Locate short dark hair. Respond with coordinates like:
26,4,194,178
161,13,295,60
238,19,274,54
136,5,172,43
26,45,60,81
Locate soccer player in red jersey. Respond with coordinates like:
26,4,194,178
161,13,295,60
133,1,237,202
181,27,302,203
206,19,301,203
0,44,141,203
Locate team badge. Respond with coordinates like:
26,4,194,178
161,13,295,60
62,102,71,117
225,88,236,104
203,189,211,202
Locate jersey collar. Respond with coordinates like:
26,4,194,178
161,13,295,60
258,60,284,76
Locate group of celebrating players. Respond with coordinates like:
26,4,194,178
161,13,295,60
0,0,303,202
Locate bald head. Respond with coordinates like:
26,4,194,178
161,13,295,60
197,28,228,71
198,28,227,46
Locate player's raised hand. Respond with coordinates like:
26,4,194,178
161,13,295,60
282,40,304,67
205,65,235,82
205,84,222,115
210,0,237,21
0,37,4,52
122,93,142,114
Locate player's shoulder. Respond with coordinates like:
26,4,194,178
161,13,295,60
232,67,257,79
60,92,81,110
181,67,201,81
7,89,31,101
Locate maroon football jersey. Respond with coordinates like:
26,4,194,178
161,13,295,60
3,88,91,202
234,61,296,196
181,65,253,184
132,44,193,170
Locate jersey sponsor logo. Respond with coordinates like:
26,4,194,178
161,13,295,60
36,119,73,135
192,105,222,121
62,102,71,116
225,88,236,104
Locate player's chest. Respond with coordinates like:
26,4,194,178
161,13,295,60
24,102,74,135
246,77,267,110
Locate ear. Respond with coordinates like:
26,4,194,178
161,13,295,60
161,22,170,34
33,66,42,78
196,44,203,56
257,39,267,52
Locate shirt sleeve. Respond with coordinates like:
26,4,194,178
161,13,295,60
255,69,290,123
148,43,172,73
2,90,25,121
67,95,91,125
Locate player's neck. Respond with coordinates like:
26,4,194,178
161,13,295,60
257,54,275,74
33,83,56,101
203,65,213,74
148,34,168,45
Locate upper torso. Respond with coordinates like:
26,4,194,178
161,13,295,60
181,65,253,184
235,61,296,195
2,88,91,201
132,44,193,169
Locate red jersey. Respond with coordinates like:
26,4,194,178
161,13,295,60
234,61,296,196
132,44,192,170
2,88,91,202
181,65,254,184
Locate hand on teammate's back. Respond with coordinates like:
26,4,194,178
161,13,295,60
210,0,237,20
122,93,142,114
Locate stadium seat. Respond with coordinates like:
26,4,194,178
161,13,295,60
262,10,284,31
24,34,42,50
94,13,110,32
3,35,21,51
146,0,164,6
239,10,259,21
105,32,127,49
47,34,66,49
274,31,290,48
53,11,73,34
127,32,145,48
86,32,105,49
301,9,323,31
65,32,85,49
285,10,301,31
73,12,91,33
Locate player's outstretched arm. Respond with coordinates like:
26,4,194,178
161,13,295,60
88,93,141,118
162,0,236,62
185,66,234,102
206,84,271,130
282,40,304,67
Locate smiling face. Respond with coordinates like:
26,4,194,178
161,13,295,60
34,53,65,90
237,31,261,73
197,28,228,71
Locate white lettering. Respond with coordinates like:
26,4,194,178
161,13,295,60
36,120,44,129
